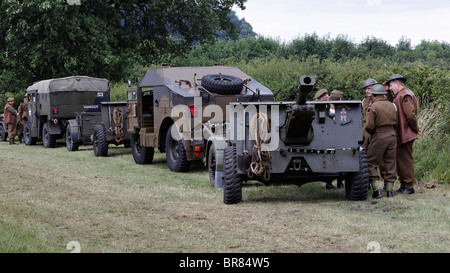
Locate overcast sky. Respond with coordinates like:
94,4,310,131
234,0,450,46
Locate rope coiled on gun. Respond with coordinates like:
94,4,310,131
248,112,271,182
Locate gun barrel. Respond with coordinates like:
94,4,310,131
296,76,316,105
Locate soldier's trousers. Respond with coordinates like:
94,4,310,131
364,131,386,179
397,140,415,188
367,129,397,185
7,123,17,142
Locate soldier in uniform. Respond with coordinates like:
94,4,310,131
3,98,18,145
17,97,28,144
362,79,388,190
314,89,329,101
327,90,344,189
328,90,344,118
314,89,336,189
364,84,398,198
361,79,377,150
385,74,419,195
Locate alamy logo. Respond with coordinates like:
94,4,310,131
66,0,81,5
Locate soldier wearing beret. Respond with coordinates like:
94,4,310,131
364,84,398,198
3,98,18,145
385,74,419,195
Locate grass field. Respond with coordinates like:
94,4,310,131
0,140,448,253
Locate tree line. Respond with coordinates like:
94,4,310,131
1,0,449,108
163,34,449,106
0,0,248,100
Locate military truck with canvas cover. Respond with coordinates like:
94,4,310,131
126,65,274,177
0,114,7,142
24,76,110,148
212,76,369,204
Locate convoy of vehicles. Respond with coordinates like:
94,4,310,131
4,67,369,203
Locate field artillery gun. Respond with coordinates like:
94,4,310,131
208,76,369,204
66,101,130,157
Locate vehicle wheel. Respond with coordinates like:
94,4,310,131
208,143,217,187
345,149,369,201
24,121,36,145
42,122,56,148
201,74,244,95
93,124,108,157
0,125,6,142
165,124,190,172
66,124,79,151
130,131,154,164
223,146,242,204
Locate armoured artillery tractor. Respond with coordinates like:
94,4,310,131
207,76,369,204
126,65,274,176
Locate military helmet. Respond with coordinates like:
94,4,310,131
369,84,387,95
386,74,406,83
362,78,378,89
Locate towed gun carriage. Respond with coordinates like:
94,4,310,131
208,76,370,204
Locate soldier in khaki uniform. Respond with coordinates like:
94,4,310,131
361,79,377,150
362,79,387,189
17,97,28,144
364,84,398,198
385,74,419,194
3,98,18,145
314,89,336,189
314,89,329,101
327,90,344,189
328,90,343,118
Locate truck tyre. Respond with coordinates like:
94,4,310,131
345,150,369,201
208,143,217,187
66,124,79,152
42,122,56,148
130,131,154,164
165,124,190,172
24,121,36,145
201,74,244,95
223,146,242,204
0,125,6,142
93,124,108,157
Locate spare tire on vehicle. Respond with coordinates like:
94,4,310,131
201,74,244,95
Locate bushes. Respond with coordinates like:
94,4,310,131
414,99,450,184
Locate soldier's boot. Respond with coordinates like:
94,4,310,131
385,181,394,197
371,180,382,199
396,181,415,195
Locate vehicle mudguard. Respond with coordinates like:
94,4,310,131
67,119,81,143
